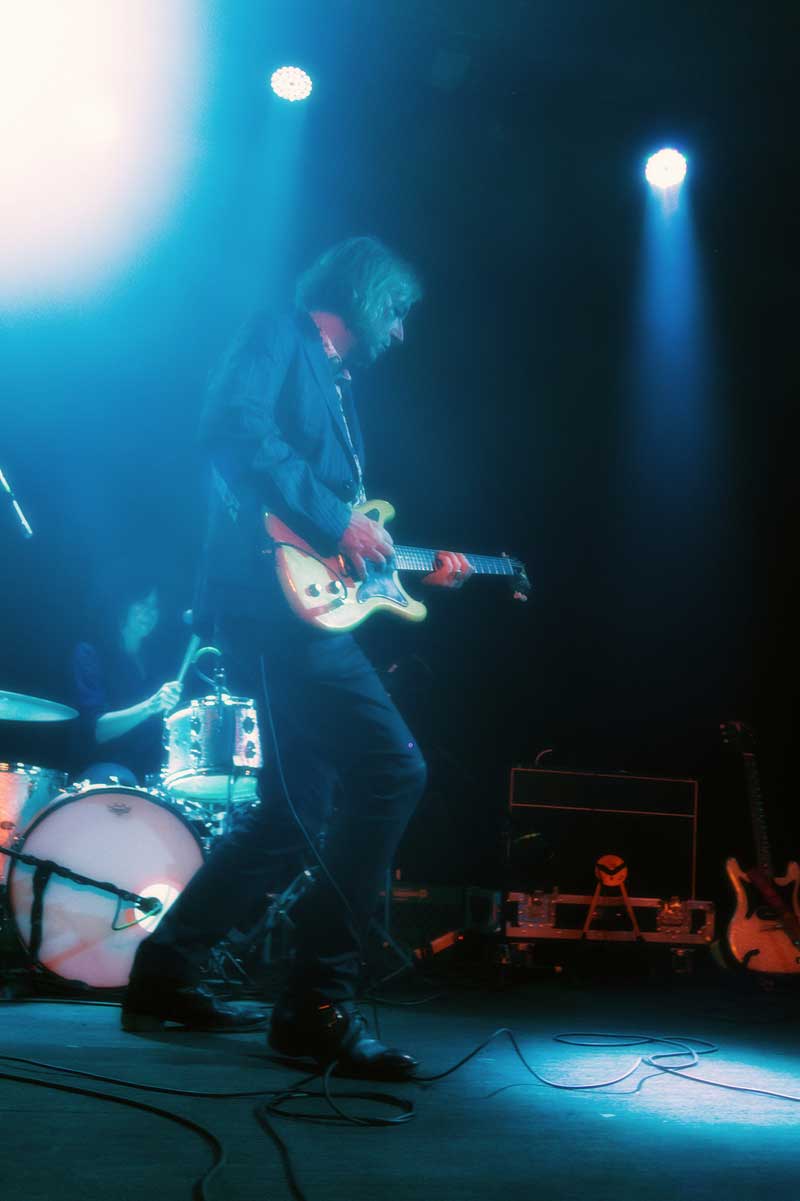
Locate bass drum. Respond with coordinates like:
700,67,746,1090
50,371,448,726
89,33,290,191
7,785,204,989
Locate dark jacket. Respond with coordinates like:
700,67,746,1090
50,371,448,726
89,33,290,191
195,308,366,623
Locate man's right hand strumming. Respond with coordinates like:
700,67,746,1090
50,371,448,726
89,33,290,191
338,510,395,579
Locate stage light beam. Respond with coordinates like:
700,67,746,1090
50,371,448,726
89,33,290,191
270,66,313,102
0,0,204,310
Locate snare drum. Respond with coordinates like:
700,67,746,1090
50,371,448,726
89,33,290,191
162,695,262,805
0,763,68,882
7,784,204,988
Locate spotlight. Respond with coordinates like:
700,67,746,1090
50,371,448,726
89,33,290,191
71,99,121,150
270,66,313,102
645,148,687,189
0,0,203,309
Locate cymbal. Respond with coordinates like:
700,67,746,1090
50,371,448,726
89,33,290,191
0,690,78,723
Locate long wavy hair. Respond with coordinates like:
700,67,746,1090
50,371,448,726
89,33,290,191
295,236,423,340
79,565,160,654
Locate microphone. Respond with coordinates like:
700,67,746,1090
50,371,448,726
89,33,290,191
136,896,163,917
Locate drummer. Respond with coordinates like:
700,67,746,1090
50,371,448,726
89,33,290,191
71,574,183,786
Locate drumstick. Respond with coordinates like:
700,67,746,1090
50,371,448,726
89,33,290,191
177,634,202,686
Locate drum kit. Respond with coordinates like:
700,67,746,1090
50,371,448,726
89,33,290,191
0,685,263,991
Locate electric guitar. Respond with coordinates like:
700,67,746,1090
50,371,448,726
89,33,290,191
265,498,530,633
721,720,800,974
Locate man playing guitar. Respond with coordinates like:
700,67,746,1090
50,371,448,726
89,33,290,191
122,237,473,1078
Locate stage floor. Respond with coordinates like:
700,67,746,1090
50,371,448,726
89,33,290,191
1,969,799,1201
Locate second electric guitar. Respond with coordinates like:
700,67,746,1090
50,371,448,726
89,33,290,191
721,720,800,974
265,498,530,632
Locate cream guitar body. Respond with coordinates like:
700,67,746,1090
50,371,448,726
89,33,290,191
265,498,529,633
720,721,800,975
724,856,800,974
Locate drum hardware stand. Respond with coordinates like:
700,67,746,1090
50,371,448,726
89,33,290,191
241,827,331,971
204,941,256,993
191,647,228,699
250,862,418,986
0,884,28,984
213,819,337,986
205,867,319,994
261,867,318,961
201,815,320,993
370,866,417,985
0,912,29,996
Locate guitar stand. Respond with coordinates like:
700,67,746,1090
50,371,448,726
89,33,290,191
581,854,645,942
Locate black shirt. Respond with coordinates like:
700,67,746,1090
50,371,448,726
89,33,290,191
71,640,164,781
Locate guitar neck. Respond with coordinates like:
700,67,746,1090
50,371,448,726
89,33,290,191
744,752,774,876
393,545,522,578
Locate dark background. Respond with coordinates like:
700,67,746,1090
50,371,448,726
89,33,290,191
2,1,797,906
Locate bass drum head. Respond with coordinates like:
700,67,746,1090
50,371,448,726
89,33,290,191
7,785,204,989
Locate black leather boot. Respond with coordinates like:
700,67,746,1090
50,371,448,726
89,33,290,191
268,995,419,1078
121,977,269,1033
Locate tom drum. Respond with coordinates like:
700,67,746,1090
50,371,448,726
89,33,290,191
162,694,262,806
0,763,68,883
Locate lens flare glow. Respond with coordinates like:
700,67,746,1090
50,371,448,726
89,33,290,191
135,882,183,934
0,0,205,309
270,66,313,102
645,149,688,189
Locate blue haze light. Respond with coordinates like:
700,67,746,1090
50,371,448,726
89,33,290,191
645,148,687,189
0,0,204,310
270,66,313,102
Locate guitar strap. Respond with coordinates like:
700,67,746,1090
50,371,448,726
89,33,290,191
335,375,366,506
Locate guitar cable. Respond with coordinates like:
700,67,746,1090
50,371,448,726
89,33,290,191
4,1023,800,1201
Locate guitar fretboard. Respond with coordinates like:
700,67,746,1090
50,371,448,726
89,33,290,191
744,752,774,877
393,546,522,578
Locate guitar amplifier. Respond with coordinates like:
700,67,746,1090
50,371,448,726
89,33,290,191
508,767,698,900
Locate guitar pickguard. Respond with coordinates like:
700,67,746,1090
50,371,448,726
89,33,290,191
266,504,427,633
356,562,410,608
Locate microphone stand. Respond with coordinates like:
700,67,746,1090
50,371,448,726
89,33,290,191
0,843,162,969
213,661,229,702
0,465,34,538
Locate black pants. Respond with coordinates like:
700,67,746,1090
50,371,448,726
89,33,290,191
134,615,427,1000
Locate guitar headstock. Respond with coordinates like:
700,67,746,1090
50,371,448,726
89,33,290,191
720,720,756,754
502,553,531,603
